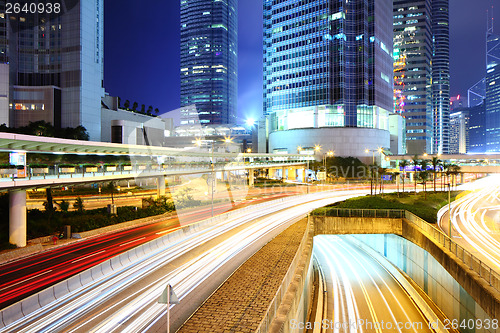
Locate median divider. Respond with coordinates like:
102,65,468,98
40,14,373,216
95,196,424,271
0,191,334,329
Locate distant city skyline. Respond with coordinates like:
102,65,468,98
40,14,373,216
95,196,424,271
104,1,499,124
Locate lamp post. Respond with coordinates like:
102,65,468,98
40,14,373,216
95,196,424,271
447,182,451,238
195,137,232,217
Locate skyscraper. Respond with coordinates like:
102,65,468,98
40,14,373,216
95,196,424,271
431,0,450,154
2,0,104,141
485,15,500,151
180,0,237,125
263,0,402,158
393,0,433,154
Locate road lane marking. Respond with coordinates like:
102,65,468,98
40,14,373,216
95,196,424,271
0,270,53,292
119,237,146,247
72,250,106,263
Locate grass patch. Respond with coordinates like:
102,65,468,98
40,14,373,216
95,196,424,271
313,191,460,223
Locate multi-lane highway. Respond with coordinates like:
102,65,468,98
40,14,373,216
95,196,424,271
0,190,298,310
313,235,449,333
438,175,500,269
0,190,368,333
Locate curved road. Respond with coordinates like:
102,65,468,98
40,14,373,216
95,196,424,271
313,236,448,333
0,190,368,333
438,175,500,269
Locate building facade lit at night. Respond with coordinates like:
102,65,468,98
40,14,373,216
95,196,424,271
393,0,433,154
180,0,238,126
263,0,403,159
485,17,500,152
1,0,105,141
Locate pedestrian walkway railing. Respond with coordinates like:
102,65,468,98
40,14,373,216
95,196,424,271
311,207,500,295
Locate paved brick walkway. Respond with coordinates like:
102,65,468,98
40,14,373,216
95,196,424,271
178,219,307,333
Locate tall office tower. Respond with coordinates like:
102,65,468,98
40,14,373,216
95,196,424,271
431,0,449,154
468,78,486,108
449,109,468,154
485,15,500,151
393,0,433,154
180,0,237,125
263,0,403,158
3,0,104,141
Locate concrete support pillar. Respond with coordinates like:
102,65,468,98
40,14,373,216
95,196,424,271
409,172,414,182
460,173,464,184
300,168,306,183
157,175,166,197
249,169,255,187
288,167,296,180
9,189,27,247
282,167,287,180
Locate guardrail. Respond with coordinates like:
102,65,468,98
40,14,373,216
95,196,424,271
310,207,500,294
311,208,405,218
0,161,307,185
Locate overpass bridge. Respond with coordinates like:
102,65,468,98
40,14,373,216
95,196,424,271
386,153,500,174
0,133,311,247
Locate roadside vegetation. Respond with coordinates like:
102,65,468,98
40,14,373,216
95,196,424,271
312,191,461,223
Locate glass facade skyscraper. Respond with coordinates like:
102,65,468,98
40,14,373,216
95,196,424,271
393,0,433,154
431,0,450,154
180,0,237,125
485,19,500,152
1,0,104,141
263,0,394,134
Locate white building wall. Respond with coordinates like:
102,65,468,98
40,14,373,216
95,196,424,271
269,127,390,163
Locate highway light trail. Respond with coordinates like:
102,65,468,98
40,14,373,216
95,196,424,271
313,236,445,333
439,175,500,269
0,191,296,309
0,190,367,333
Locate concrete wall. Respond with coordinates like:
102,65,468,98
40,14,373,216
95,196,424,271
312,216,402,235
268,127,390,162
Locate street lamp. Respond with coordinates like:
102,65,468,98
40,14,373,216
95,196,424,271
323,150,334,184
365,148,383,165
246,148,252,153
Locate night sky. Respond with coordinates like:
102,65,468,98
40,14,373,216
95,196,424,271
104,1,500,124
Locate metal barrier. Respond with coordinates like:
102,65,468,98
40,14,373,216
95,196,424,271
313,208,405,219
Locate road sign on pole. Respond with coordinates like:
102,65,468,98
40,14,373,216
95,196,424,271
159,284,179,333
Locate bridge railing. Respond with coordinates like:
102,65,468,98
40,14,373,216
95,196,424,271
404,210,500,294
0,160,306,183
310,207,500,294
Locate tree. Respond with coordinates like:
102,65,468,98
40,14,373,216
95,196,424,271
107,181,116,206
449,164,461,189
141,104,146,114
393,171,400,196
55,200,69,212
419,159,430,197
132,102,138,111
44,188,54,213
441,162,451,189
147,105,153,115
430,157,442,192
124,100,130,109
154,107,159,114
411,155,420,194
399,159,408,193
378,167,387,196
118,97,121,108
73,197,85,213
419,170,430,199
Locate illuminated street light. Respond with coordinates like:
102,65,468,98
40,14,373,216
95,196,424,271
245,118,256,127
314,145,322,152
246,148,252,153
